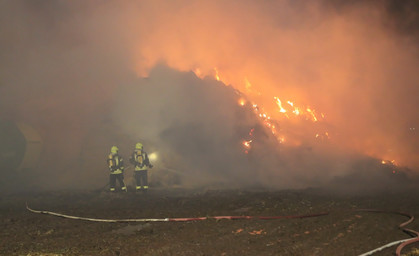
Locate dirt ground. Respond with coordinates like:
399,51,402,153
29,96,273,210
1,187,419,256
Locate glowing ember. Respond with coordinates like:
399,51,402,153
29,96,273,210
214,68,221,81
306,108,318,122
381,159,398,166
273,97,324,123
315,132,330,140
242,139,253,154
274,97,287,113
249,128,254,136
243,140,252,148
251,103,277,136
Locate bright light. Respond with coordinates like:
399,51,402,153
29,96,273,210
274,97,287,113
214,67,220,81
149,152,158,161
306,108,318,122
243,140,252,148
381,159,397,166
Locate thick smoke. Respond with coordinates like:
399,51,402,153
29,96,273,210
0,0,418,191
112,65,417,192
112,65,262,188
128,0,419,170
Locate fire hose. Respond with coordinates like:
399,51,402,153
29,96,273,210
356,209,419,256
25,203,328,222
26,204,418,255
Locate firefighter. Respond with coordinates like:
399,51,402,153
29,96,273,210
130,142,153,192
107,146,127,192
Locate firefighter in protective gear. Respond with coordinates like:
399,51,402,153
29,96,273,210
129,142,153,191
107,146,127,192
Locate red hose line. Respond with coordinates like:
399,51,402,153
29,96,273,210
27,203,418,255
396,220,419,256
355,209,419,256
27,202,328,222
396,237,419,256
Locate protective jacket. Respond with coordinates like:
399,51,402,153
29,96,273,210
108,153,125,174
130,150,151,171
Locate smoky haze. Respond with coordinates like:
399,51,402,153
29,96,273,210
0,0,418,192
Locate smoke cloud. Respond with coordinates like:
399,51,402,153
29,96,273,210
0,0,418,191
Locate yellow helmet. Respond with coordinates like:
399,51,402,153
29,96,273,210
135,143,143,150
111,146,119,154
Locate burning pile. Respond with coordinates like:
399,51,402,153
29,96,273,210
195,68,330,155
191,67,405,172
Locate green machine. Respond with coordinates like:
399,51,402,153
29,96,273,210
0,120,43,173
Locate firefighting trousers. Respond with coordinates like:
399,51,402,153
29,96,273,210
134,170,148,190
109,173,126,191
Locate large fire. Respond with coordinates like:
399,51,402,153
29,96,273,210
198,68,328,153
1,0,418,192
190,67,402,168
128,1,418,171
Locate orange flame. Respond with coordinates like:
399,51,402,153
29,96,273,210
274,97,287,113
243,140,252,148
198,67,330,153
306,108,318,122
214,67,220,81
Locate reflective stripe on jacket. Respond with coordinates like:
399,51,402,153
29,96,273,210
131,150,150,171
108,153,124,174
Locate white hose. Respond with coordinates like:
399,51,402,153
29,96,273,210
28,202,417,256
358,238,413,256
26,203,169,222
